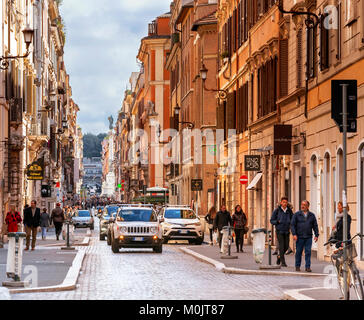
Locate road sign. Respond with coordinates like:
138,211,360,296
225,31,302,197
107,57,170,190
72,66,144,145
240,175,248,185
331,80,357,133
191,179,203,191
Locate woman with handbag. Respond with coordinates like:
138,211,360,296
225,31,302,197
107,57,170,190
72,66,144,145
5,205,22,233
205,207,217,246
232,205,248,253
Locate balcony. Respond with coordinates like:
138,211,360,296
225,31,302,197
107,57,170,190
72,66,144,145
148,21,157,36
28,122,49,152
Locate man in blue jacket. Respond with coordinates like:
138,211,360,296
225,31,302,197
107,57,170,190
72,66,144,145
270,197,293,267
291,200,319,272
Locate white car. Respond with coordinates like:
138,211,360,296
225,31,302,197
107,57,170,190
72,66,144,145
160,206,204,245
109,205,163,253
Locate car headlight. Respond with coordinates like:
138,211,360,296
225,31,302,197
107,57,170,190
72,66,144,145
150,227,158,233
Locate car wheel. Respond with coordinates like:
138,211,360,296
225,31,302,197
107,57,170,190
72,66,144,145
163,237,169,244
195,237,204,245
111,239,119,253
100,234,105,241
153,245,163,253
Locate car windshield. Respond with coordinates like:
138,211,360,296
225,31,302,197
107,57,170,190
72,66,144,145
75,211,90,217
106,206,119,216
118,209,157,222
164,209,196,219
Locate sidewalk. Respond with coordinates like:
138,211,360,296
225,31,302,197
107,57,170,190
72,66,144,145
0,228,89,293
184,242,331,275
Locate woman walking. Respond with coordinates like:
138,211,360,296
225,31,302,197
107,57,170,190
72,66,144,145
5,205,22,233
332,201,352,248
205,207,217,245
40,208,50,240
232,205,248,253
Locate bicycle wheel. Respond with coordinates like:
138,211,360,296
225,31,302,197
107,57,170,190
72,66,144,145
333,258,346,298
349,263,364,300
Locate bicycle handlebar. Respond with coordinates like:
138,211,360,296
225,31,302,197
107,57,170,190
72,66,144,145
324,233,364,247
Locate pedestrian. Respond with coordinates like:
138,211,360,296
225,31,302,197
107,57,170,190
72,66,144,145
232,205,248,253
23,200,41,251
270,197,294,267
291,200,319,272
205,207,217,246
51,203,65,241
332,201,352,248
213,205,232,249
5,205,22,233
40,208,50,240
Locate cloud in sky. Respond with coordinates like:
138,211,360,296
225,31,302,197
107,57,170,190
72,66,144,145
60,0,171,134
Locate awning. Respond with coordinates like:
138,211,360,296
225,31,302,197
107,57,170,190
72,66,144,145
247,172,263,190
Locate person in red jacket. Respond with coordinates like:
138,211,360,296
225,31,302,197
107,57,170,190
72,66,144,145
5,205,22,233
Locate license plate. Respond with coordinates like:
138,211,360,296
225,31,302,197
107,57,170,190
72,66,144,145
179,230,188,234
133,237,144,241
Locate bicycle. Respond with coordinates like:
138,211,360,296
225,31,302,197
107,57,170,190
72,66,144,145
324,233,364,300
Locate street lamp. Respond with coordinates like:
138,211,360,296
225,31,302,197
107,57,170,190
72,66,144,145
174,105,195,129
0,26,34,70
200,64,227,100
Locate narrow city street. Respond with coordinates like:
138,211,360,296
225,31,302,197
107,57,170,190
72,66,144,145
11,220,321,300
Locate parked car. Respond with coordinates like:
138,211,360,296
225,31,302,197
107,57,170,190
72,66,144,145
109,205,163,253
99,205,120,241
72,210,94,230
160,205,204,245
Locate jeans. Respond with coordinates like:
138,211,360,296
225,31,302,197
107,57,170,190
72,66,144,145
295,237,313,268
41,227,47,238
208,228,213,242
277,232,290,264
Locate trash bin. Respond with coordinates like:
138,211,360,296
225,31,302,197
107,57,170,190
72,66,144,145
251,228,267,264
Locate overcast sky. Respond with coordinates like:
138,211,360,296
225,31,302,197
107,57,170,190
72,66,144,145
59,0,171,135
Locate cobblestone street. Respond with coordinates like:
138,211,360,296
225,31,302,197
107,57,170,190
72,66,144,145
12,224,324,300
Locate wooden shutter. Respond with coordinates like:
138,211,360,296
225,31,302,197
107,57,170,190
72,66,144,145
238,2,241,48
226,91,236,131
26,75,33,114
233,8,237,53
297,30,303,88
228,17,232,57
217,103,225,133
320,14,329,71
279,38,289,98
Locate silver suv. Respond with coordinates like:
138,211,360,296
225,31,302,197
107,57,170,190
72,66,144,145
109,205,163,253
160,205,204,245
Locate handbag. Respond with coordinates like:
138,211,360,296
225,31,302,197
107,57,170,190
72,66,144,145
243,226,249,234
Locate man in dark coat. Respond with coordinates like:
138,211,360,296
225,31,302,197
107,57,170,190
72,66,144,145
270,197,293,267
23,200,41,251
213,205,232,249
51,203,65,240
291,200,319,272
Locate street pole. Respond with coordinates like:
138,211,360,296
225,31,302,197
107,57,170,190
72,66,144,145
341,84,349,300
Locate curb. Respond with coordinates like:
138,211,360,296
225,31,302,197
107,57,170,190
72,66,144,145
283,287,331,300
8,248,86,294
180,247,327,278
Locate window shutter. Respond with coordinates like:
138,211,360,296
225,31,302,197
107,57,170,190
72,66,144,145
226,91,236,131
217,103,225,130
233,8,237,53
238,3,241,48
279,38,289,98
228,17,232,57
297,29,303,88
26,75,33,114
319,14,329,71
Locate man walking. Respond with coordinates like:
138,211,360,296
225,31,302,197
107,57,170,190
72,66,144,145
291,200,319,272
23,200,41,251
51,203,65,240
270,197,293,267
213,205,232,249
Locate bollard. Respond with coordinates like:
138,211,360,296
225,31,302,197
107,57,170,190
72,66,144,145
61,220,75,251
2,232,29,288
221,226,238,260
